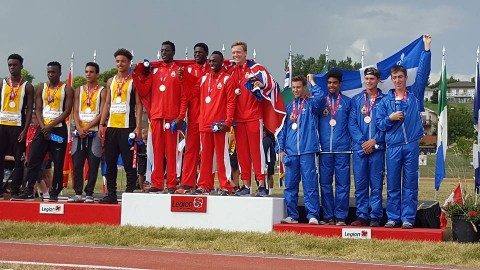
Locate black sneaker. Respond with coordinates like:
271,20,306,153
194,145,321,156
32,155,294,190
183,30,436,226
48,194,59,202
219,190,231,196
11,192,34,201
167,187,176,194
147,187,163,194
99,194,118,204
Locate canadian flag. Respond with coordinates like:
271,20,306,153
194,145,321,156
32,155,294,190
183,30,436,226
440,183,464,228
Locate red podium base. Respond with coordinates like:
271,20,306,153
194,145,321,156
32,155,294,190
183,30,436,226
273,223,446,242
0,201,120,225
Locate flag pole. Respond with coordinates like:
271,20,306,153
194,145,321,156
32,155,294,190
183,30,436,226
93,50,97,63
185,47,188,60
157,50,160,60
361,44,365,68
222,44,225,56
289,45,292,83
253,49,256,61
325,45,329,64
476,47,480,206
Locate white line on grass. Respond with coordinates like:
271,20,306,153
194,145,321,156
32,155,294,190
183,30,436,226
0,260,148,270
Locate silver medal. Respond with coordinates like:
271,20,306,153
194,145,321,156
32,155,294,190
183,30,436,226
9,101,15,108
292,122,298,130
85,107,92,114
205,96,211,103
159,84,166,92
329,119,337,127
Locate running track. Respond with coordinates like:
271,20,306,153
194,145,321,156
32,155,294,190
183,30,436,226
0,241,462,270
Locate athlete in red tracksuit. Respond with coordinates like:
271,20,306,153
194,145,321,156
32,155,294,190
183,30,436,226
229,41,273,197
194,51,236,195
176,43,211,194
133,41,187,194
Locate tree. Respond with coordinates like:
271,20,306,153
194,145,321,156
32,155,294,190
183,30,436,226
431,89,438,104
286,54,361,78
429,75,459,89
452,136,473,159
99,68,118,86
448,107,473,143
21,69,35,83
71,76,86,89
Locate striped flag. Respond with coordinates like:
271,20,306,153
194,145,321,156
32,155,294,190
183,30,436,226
434,49,448,191
63,53,74,188
473,50,480,193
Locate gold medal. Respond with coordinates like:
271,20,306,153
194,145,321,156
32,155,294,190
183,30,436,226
329,119,337,126
205,96,211,103
85,107,92,114
364,116,371,123
291,122,298,130
115,97,122,104
9,101,15,108
159,84,166,92
235,88,241,95
44,105,51,111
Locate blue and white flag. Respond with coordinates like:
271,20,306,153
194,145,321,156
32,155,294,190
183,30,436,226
434,53,447,191
312,36,425,99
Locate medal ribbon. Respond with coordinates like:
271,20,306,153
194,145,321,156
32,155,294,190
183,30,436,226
208,71,224,96
8,77,23,101
160,62,175,85
85,84,99,107
327,93,341,119
394,90,407,101
363,91,378,116
291,97,306,122
47,82,63,104
116,75,130,97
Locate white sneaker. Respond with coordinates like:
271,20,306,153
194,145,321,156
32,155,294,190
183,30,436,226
67,195,83,203
85,196,94,203
281,217,299,224
308,217,319,225
42,192,50,201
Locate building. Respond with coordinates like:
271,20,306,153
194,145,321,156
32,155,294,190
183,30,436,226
446,81,475,103
424,87,434,102
421,108,438,136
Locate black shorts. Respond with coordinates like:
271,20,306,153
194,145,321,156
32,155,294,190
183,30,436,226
229,153,239,170
266,162,275,176
137,155,147,175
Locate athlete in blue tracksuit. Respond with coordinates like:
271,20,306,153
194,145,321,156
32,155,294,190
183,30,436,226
349,67,386,227
311,69,351,226
277,75,324,224
376,34,432,229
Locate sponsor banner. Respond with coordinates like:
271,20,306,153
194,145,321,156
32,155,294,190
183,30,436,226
341,228,371,239
39,204,65,215
170,196,207,213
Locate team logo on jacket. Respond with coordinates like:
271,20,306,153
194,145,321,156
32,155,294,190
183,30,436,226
171,71,176,77
245,72,250,79
361,105,367,114
217,82,222,89
323,108,329,116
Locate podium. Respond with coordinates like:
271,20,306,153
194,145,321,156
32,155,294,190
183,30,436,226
121,193,285,233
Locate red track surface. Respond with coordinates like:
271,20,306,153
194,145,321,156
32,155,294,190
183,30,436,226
0,241,460,270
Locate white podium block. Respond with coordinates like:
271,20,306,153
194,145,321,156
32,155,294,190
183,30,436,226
121,193,285,233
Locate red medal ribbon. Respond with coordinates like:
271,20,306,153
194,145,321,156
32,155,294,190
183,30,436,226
291,97,307,122
327,93,341,119
8,77,22,101
116,75,131,97
363,91,379,116
394,90,407,101
85,84,99,107
208,71,224,96
47,82,63,104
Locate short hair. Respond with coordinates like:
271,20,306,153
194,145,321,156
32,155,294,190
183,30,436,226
8,54,24,65
390,65,407,77
326,68,343,82
194,43,209,54
211,51,224,59
364,67,381,78
291,75,307,86
47,61,62,70
86,62,100,74
231,41,247,52
162,41,176,52
114,48,133,61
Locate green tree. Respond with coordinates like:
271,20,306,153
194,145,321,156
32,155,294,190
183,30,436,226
452,136,473,159
71,76,87,89
286,54,361,78
431,89,438,104
448,107,473,143
429,75,459,89
99,68,118,86
21,69,35,83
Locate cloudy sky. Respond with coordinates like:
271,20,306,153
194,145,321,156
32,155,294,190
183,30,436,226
1,0,478,84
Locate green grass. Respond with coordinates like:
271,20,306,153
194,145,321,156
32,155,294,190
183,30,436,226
424,100,473,112
0,221,480,268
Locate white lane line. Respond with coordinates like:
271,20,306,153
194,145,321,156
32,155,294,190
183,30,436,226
0,241,459,270
0,260,148,270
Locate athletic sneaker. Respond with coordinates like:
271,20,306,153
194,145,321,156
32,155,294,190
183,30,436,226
99,194,118,204
48,194,59,202
401,222,414,229
147,187,163,194
194,187,209,195
308,218,319,225
175,185,193,194
235,186,250,196
84,196,95,203
319,218,335,225
335,219,346,226
11,192,34,201
42,192,50,201
369,220,380,227
281,217,299,224
255,187,268,197
384,220,401,228
351,218,368,226
67,195,83,203
167,187,176,194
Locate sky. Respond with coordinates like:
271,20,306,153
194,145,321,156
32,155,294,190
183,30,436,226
1,0,479,85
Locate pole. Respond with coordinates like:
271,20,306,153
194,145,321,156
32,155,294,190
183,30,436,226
93,50,97,63
361,44,365,68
